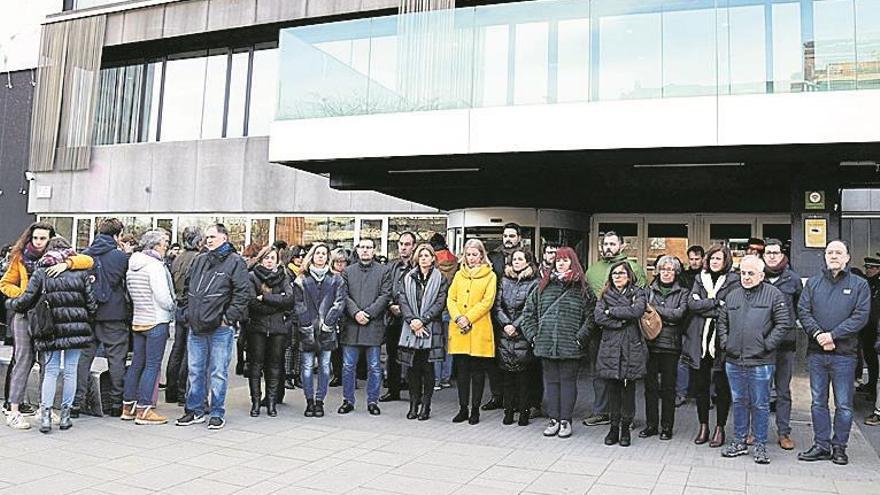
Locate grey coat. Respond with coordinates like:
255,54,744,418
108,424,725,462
398,268,448,362
341,261,392,346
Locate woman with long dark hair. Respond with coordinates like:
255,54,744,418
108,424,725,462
398,243,449,421
595,261,647,447
493,247,540,426
247,247,294,417
521,247,595,438
295,243,346,418
683,245,740,447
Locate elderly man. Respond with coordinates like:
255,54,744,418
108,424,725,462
717,255,790,464
798,240,870,466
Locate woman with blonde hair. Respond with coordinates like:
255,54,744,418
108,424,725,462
447,238,497,424
328,247,349,387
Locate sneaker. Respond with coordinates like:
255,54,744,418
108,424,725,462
582,413,610,426
558,420,572,438
433,383,442,391
753,444,770,464
6,412,30,430
175,412,206,426
440,380,452,389
19,403,37,417
134,406,168,425
721,441,749,458
207,417,225,430
543,419,560,437
865,413,880,426
121,401,137,421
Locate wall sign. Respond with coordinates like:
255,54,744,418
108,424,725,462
805,191,825,210
805,218,827,248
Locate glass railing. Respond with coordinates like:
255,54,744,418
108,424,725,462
277,0,880,121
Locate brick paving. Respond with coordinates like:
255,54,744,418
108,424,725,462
1,367,879,495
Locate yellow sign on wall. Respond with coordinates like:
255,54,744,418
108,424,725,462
805,218,827,248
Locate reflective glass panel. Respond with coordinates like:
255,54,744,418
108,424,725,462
646,223,689,273
856,0,880,89
596,2,662,101
474,24,509,107
556,18,590,103
719,4,766,95
161,55,207,141
662,5,716,97
249,47,279,135
75,218,92,251
201,53,229,139
771,2,804,93
813,0,856,91
226,51,250,138
513,21,549,105
250,218,271,250
326,217,356,251
41,217,75,241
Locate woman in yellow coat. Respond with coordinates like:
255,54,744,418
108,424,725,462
447,238,497,425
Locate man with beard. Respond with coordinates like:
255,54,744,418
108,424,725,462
762,239,803,450
681,245,705,291
380,232,416,403
484,223,525,411
583,231,647,426
539,242,558,280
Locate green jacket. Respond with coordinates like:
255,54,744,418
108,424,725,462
521,278,597,360
586,254,647,296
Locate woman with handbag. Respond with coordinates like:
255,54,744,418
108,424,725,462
521,247,595,438
7,237,96,433
447,239,497,425
594,261,647,447
641,256,690,440
398,244,449,421
493,248,540,426
683,244,740,447
294,243,346,418
246,247,294,417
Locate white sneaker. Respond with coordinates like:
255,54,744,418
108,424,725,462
6,412,31,430
543,419,560,436
558,420,573,438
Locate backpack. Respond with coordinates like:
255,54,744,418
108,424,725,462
28,287,55,341
90,257,112,305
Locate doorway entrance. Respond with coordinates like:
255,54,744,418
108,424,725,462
590,214,791,274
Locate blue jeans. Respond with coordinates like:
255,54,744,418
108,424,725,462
434,353,453,383
124,323,169,405
186,326,234,418
675,360,690,398
342,345,382,405
726,363,774,446
808,353,857,450
302,350,331,401
41,349,81,409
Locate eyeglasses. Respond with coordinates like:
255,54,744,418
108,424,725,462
611,271,628,277
658,268,676,273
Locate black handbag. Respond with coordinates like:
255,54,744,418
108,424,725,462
27,288,54,341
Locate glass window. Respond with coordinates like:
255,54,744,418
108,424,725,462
855,0,880,89
813,0,856,91
540,228,588,267
646,223,689,273
387,216,447,259
709,223,751,266
156,218,175,240
326,217,356,251
249,218,271,250
359,219,385,252
719,4,766,95
771,2,804,93
40,217,74,243
143,61,162,142
201,52,229,139
596,2,662,101
463,226,534,255
161,54,208,141
93,63,161,145
248,47,279,135
474,24,509,107
176,217,218,247
275,216,332,248
221,217,247,252
98,216,153,241
513,22,549,105
556,18,590,103
75,218,93,251
226,50,250,138
662,5,716,97
597,222,639,264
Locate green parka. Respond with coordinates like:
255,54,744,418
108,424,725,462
521,277,596,360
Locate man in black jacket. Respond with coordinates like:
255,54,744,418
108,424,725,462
176,224,252,430
74,218,131,417
762,239,802,450
380,232,416,403
797,240,870,466
165,226,202,405
717,255,790,465
339,238,392,415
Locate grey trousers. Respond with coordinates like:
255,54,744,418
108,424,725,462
8,314,34,405
75,320,130,408
589,333,608,414
775,349,795,436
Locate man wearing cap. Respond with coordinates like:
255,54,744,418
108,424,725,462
857,256,880,404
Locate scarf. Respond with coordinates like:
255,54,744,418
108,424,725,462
39,248,76,268
401,267,443,349
504,264,535,281
143,249,164,262
22,242,44,274
699,270,727,359
658,280,675,297
254,265,285,288
554,269,574,284
764,255,789,278
309,265,330,283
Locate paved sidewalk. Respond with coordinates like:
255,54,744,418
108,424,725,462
1,370,879,495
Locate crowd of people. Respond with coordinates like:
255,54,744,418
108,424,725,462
0,220,878,467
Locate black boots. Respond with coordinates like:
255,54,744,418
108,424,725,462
694,423,710,445
418,403,431,421
250,400,261,417
468,406,480,425
249,377,262,417
518,408,530,426
710,426,726,448
502,409,515,425
407,401,420,420
266,396,277,417
314,401,325,417
305,399,315,417
452,406,469,423
619,419,632,447
604,425,620,445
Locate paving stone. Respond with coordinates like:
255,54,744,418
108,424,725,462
231,480,286,495
653,485,686,495
0,459,62,484
204,465,281,487
835,480,880,495
687,467,747,491
587,485,651,495
163,478,241,495
363,473,462,495
0,472,99,495
391,461,482,484
746,472,837,492
596,471,658,490
526,472,596,495
118,464,213,491
496,449,563,471
479,465,544,484
682,487,745,495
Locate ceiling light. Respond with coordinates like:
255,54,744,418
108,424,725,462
388,168,480,174
632,162,744,169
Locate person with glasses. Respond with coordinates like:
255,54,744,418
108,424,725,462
716,255,791,464
683,244,740,448
1,222,94,430
282,246,308,391
641,256,690,441
594,261,647,446
338,238,392,416
761,239,803,450
328,248,349,387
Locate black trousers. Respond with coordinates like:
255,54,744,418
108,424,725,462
607,378,637,424
385,319,402,395
165,314,189,403
694,355,731,426
530,360,544,409
454,355,491,408
502,367,533,411
645,351,679,429
331,347,343,381
407,350,435,406
859,325,878,389
542,358,580,422
247,332,286,401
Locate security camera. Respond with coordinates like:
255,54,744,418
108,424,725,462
24,171,35,181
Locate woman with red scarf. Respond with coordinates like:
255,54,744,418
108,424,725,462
1,222,93,430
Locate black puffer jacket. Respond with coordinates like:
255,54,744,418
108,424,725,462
247,267,295,337
682,270,740,370
764,264,802,351
492,265,539,371
10,268,96,352
646,279,690,354
717,282,791,366
594,285,647,381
